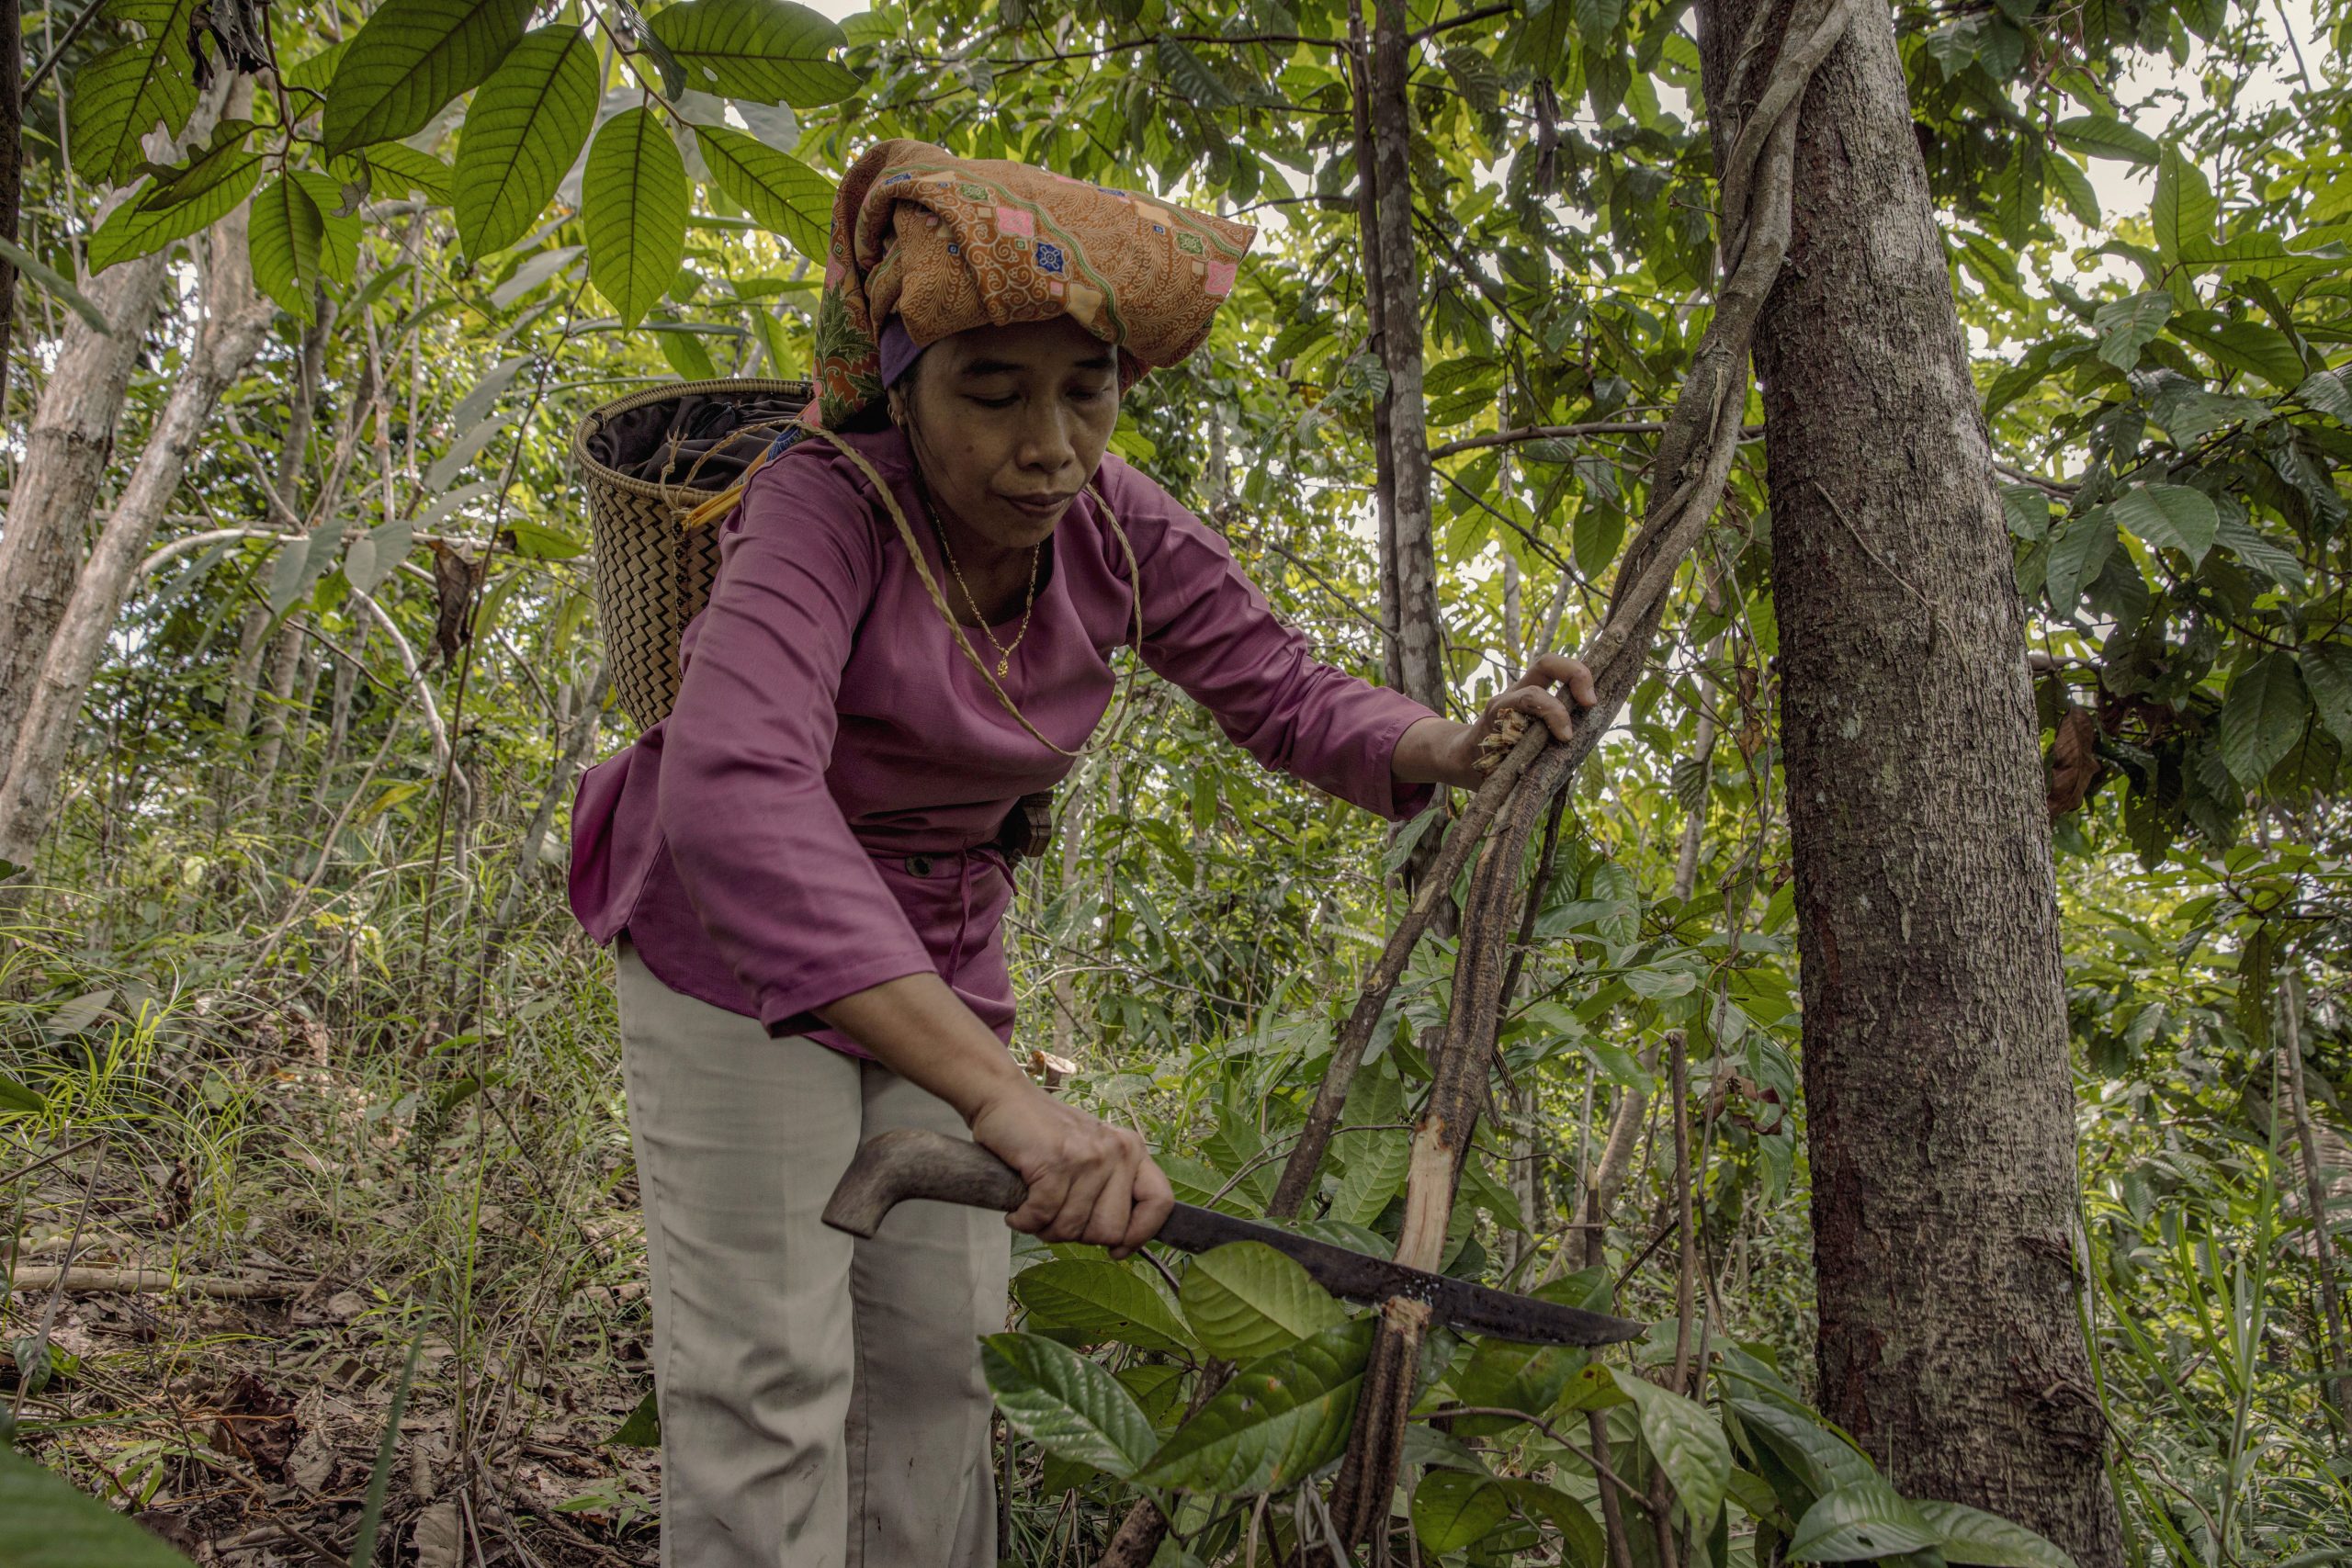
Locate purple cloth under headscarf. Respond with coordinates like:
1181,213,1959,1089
880,317,925,387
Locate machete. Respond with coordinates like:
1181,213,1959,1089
822,1128,1644,1348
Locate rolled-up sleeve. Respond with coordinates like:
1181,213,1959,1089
1106,464,1440,820
657,453,937,1034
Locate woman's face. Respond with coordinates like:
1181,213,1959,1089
891,315,1121,552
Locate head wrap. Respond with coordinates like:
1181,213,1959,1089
803,138,1257,429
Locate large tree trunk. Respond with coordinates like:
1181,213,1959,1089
1,0,22,415
0,191,276,870
1695,2,2121,1558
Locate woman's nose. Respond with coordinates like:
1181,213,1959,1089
1017,406,1080,471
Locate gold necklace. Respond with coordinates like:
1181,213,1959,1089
928,498,1042,678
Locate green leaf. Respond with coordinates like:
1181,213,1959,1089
2153,145,2216,260
1179,1241,1348,1361
364,144,459,204
1012,1259,1191,1353
137,119,258,212
1330,1125,1409,1224
1724,1395,1877,1499
1572,0,1626,40
2053,115,2161,164
2092,289,2171,370
606,1387,661,1447
1614,1373,1730,1532
0,1070,47,1112
1502,1480,1608,1568
322,0,537,156
1156,38,1239,108
425,413,514,490
2218,651,2310,786
582,107,689,330
249,174,328,322
290,172,364,286
2292,368,2352,422
2298,643,2352,745
691,125,832,264
0,237,113,334
645,0,863,108
2046,154,2100,227
1136,1319,1374,1493
86,157,263,274
2042,509,2117,610
981,1332,1158,1479
0,1445,196,1565
345,518,413,595
1787,1479,1941,1561
454,25,602,256
2105,483,2217,564
651,323,720,378
2173,316,2308,389
1412,1469,1513,1555
2214,513,2305,590
68,0,202,186
1916,1500,2075,1568
2000,484,2052,542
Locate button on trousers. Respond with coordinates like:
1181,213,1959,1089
614,939,1010,1568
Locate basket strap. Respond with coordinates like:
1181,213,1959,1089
797,427,1144,761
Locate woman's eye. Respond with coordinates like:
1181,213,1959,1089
968,394,1019,410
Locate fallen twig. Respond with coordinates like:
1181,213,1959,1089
3,1265,308,1299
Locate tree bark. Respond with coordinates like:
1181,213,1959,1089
1695,2,2121,1557
1363,0,1443,716
0,190,277,870
1,0,23,416
0,251,172,783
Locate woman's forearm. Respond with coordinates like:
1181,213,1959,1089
815,973,1033,1122
1394,715,1483,790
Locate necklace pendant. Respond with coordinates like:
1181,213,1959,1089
996,656,1012,678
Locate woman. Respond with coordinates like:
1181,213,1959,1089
569,139,1594,1568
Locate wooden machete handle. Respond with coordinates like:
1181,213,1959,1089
821,1128,1030,1238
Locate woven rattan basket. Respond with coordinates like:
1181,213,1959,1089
573,378,812,730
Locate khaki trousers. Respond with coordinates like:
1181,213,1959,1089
615,939,1010,1568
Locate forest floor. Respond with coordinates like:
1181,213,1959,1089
3,914,669,1566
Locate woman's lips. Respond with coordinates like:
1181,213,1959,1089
1004,492,1073,518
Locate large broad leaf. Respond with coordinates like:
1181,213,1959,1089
67,0,202,186
1412,1469,1514,1555
1614,1373,1730,1533
980,1332,1157,1480
87,159,263,274
1136,1319,1374,1494
2214,513,2306,590
1178,1241,1348,1361
2172,315,2308,389
1503,1480,1608,1568
2091,289,2171,371
137,119,259,212
2106,483,2217,565
2042,509,2117,611
1725,1394,1877,1500
692,125,832,264
249,174,328,322
322,0,537,155
0,1445,195,1565
363,144,458,204
2153,144,2217,261
2300,643,2352,746
454,25,602,255
2218,651,2311,787
1011,1258,1191,1353
582,107,688,330
645,0,862,107
1916,1500,2075,1568
2052,115,2161,164
1787,1478,1942,1561
291,171,364,286
1329,1125,1409,1224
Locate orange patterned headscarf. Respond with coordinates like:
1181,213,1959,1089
804,139,1258,428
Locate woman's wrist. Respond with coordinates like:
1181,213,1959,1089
815,973,1034,1124
1393,715,1480,791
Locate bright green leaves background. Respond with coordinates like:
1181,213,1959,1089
453,26,602,256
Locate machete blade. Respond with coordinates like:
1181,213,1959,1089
1153,1203,1643,1348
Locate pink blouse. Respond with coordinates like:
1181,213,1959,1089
568,426,1437,1055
